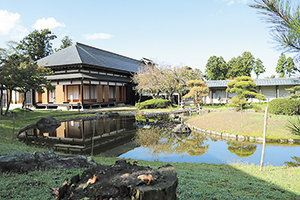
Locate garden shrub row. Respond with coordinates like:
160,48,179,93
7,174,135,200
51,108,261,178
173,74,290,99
269,98,300,115
135,98,170,109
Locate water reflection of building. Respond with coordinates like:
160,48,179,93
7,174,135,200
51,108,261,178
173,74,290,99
22,116,137,156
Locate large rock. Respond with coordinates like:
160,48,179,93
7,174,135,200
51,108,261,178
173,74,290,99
36,116,61,133
0,151,97,172
59,160,178,200
173,123,191,134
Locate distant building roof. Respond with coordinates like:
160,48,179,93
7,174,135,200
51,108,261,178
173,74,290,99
206,78,300,88
37,42,146,73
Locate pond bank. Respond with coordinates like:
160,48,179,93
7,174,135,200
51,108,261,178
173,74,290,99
184,110,300,143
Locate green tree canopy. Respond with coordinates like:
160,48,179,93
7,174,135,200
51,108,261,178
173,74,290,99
205,52,264,80
276,53,296,77
253,58,266,79
17,29,57,61
227,52,255,78
0,46,54,115
250,0,300,53
227,76,266,110
204,56,228,80
55,36,73,52
183,80,209,107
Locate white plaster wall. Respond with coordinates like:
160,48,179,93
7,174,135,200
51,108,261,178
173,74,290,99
278,85,292,98
206,84,298,104
260,86,276,102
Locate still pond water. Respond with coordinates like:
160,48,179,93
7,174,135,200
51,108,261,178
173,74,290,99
20,115,300,167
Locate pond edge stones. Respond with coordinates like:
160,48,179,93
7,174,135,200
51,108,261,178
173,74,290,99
187,124,300,144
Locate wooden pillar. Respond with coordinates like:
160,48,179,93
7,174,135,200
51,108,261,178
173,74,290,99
276,85,279,98
123,86,126,101
104,85,109,102
19,92,23,104
42,88,48,104
65,85,68,102
55,85,64,104
210,89,213,103
89,81,91,102
81,80,84,105
116,86,120,102
97,85,103,102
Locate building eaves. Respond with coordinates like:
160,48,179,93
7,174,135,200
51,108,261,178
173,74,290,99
46,73,132,83
206,78,300,88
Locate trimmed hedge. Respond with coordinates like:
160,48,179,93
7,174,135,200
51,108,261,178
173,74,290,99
269,98,300,115
135,98,171,109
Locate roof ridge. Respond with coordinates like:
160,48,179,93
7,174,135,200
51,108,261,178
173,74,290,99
75,42,141,63
75,43,103,66
73,43,83,64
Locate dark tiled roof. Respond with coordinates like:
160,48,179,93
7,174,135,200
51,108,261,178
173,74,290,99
37,42,145,73
206,78,300,88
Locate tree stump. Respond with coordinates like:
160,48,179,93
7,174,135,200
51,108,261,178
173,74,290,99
59,160,178,200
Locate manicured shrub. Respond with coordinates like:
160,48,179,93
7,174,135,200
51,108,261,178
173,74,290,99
268,98,300,115
135,98,171,109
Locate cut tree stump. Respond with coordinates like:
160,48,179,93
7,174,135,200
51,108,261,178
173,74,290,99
58,160,178,200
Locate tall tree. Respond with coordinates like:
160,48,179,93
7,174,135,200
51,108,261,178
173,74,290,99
0,46,54,115
0,53,27,115
132,64,163,99
55,36,73,52
204,56,228,80
227,52,255,78
276,53,296,77
250,0,300,53
253,58,266,79
17,29,57,61
160,65,191,103
133,65,202,103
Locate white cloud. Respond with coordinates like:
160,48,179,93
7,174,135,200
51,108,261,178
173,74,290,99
83,33,113,40
11,25,29,40
33,17,65,30
0,10,20,35
222,0,248,6
227,0,235,5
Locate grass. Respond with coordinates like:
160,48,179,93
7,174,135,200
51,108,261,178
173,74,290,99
186,110,300,140
0,107,300,199
1,156,299,199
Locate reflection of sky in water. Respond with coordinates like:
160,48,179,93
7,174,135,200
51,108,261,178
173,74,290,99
119,137,300,167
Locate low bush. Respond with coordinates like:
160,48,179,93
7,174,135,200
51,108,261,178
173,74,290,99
135,98,171,109
268,98,300,115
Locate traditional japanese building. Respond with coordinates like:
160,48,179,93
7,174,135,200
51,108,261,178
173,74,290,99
205,78,300,104
23,42,150,109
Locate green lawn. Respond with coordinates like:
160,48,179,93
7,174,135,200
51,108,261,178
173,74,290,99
186,110,300,140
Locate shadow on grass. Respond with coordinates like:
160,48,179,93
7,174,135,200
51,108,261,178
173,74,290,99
1,159,298,199
174,162,299,199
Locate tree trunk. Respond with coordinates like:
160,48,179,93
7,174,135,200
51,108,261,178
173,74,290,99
178,93,181,106
0,88,3,116
168,93,172,103
22,93,27,108
260,107,268,171
4,91,12,116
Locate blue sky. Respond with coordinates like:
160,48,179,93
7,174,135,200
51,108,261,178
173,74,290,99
0,0,289,78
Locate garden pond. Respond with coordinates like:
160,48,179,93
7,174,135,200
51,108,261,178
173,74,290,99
19,115,300,167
